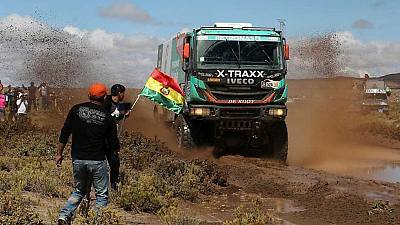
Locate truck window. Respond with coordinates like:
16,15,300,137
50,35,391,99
157,45,163,69
364,93,387,100
197,39,281,67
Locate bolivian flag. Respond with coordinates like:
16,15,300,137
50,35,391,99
140,68,185,114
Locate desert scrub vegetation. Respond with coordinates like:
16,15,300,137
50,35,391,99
223,199,274,225
0,156,73,197
114,132,227,213
158,206,200,225
0,119,228,223
356,103,400,140
0,190,44,225
73,207,126,225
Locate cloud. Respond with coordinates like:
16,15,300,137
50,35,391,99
63,26,161,86
336,31,400,76
99,1,152,23
0,14,161,87
372,0,386,8
289,31,400,77
351,19,374,29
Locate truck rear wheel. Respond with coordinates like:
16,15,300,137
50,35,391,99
175,115,194,149
269,121,288,164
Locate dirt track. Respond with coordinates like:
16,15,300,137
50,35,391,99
115,78,400,224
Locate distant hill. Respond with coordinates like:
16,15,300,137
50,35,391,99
378,73,400,81
377,73,400,88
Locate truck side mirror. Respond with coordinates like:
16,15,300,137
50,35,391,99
284,44,290,60
183,43,190,59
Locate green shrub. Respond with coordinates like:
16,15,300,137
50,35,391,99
223,199,273,225
73,207,126,225
159,206,200,225
115,173,170,213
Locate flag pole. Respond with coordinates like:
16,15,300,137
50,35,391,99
118,93,141,137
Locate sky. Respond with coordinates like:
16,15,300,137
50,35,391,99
0,0,399,86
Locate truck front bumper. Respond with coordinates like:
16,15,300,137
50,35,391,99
186,104,287,121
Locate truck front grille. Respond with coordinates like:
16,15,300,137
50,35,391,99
208,85,271,100
219,108,261,118
211,90,269,100
220,120,253,130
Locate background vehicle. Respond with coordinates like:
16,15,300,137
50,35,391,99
361,80,390,114
155,23,290,162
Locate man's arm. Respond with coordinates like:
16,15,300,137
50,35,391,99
55,107,74,165
55,142,66,166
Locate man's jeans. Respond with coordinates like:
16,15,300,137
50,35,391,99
59,160,109,220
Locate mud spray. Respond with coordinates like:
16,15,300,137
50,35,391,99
289,33,400,181
0,17,99,87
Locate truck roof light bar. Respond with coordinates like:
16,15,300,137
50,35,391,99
200,26,233,30
242,27,276,31
214,22,253,28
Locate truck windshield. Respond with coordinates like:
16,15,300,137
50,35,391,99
364,93,387,100
197,39,282,68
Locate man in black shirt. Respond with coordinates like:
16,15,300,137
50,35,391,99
103,84,126,190
56,83,119,225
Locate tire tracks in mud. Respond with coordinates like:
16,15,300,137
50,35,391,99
209,155,400,225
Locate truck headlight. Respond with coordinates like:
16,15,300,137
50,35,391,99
190,108,211,116
268,108,286,117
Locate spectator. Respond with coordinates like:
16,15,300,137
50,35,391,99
56,83,119,225
39,82,49,110
16,93,28,121
103,84,127,190
28,82,37,112
0,80,3,92
5,87,17,121
0,92,6,122
49,91,56,111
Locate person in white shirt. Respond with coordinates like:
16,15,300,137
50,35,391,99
16,93,28,121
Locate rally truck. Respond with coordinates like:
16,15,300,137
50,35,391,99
155,23,290,162
361,80,390,114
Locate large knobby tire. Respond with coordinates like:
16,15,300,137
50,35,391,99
175,115,194,149
270,121,288,164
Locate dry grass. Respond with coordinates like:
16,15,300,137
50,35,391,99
0,119,228,224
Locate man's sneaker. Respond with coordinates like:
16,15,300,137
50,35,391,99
57,218,71,225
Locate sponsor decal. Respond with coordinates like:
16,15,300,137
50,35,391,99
216,70,265,78
197,72,212,77
197,35,280,42
365,89,386,94
227,100,255,104
199,70,283,85
207,77,221,82
265,73,281,79
216,70,265,85
261,79,280,89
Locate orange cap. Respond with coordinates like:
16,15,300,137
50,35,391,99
89,83,107,98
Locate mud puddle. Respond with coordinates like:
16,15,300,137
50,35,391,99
180,189,304,224
350,163,400,183
293,144,400,183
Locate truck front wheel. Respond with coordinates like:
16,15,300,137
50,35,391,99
175,115,194,149
268,121,288,164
